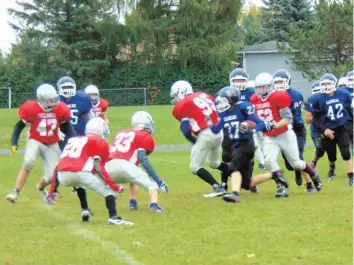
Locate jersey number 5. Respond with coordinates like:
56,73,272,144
327,103,343,121
110,131,136,153
70,109,79,125
36,118,57,136
193,93,216,116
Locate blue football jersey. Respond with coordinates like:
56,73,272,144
305,90,353,130
287,88,304,126
212,101,265,147
337,86,353,97
60,91,92,135
240,87,255,102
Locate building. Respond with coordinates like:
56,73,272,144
238,41,314,98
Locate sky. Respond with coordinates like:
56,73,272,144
0,0,262,54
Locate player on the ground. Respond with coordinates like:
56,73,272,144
306,81,336,179
48,118,132,225
305,73,353,185
171,80,229,198
207,86,288,202
6,84,75,203
84,84,109,123
250,73,321,197
272,69,318,192
336,71,353,147
58,76,92,141
106,111,168,212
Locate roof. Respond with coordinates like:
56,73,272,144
237,41,291,54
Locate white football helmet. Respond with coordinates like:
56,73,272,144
57,76,76,98
255,72,274,99
246,80,255,88
337,77,348,88
85,117,109,140
170,80,193,105
131,111,155,134
85,84,100,105
36,84,59,111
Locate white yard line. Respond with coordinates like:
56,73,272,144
0,186,144,265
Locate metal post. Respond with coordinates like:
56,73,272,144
8,87,11,109
143,87,147,106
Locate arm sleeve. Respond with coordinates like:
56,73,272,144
60,120,77,138
180,119,197,144
279,107,293,124
137,149,160,183
11,120,26,146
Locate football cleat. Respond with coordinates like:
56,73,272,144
275,185,289,198
306,183,316,194
349,177,353,186
149,203,163,212
203,185,226,198
311,170,322,191
222,193,240,203
107,216,134,226
129,199,138,211
5,189,19,204
36,184,48,202
250,186,259,193
328,170,336,181
81,209,93,222
295,173,303,186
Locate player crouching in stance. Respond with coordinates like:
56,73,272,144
48,118,132,225
6,84,75,203
170,80,229,198
250,73,320,197
207,86,288,202
305,74,353,185
105,111,168,212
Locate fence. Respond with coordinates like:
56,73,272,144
0,87,148,109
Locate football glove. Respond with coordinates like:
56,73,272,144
11,146,18,156
157,179,169,193
264,121,276,132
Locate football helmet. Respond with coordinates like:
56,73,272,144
229,68,249,91
57,76,76,98
273,69,291,91
346,70,354,89
85,117,109,140
36,83,59,111
319,73,337,94
215,86,240,113
131,111,155,134
337,77,348,88
170,80,193,105
254,72,274,99
311,81,322,94
85,84,100,105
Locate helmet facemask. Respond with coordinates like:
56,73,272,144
320,80,335,94
59,84,76,98
38,95,59,111
230,77,248,91
215,96,231,113
273,78,290,91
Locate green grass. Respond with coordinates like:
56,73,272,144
0,106,352,265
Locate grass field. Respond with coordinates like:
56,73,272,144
0,106,352,265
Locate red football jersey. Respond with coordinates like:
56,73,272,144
250,91,291,136
109,129,155,165
57,135,110,172
19,100,71,144
172,92,218,133
91,98,109,118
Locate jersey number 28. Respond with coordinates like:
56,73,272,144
110,131,136,153
61,137,88,158
193,93,216,116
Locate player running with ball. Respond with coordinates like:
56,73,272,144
206,86,288,202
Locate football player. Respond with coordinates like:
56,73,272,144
250,73,320,197
106,111,168,212
48,118,131,225
6,84,75,203
57,76,92,143
207,86,288,202
272,69,320,192
84,84,109,123
336,71,353,147
305,73,353,185
171,80,228,198
307,81,336,179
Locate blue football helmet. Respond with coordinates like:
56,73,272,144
319,73,337,94
215,86,240,113
346,70,354,89
57,76,76,98
311,81,322,95
273,69,291,91
229,68,249,91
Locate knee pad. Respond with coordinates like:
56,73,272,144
23,158,35,172
209,160,221,170
190,163,201,175
290,159,306,171
339,145,351,161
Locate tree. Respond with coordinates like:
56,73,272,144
285,0,353,79
261,0,313,41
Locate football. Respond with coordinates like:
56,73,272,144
240,120,256,130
